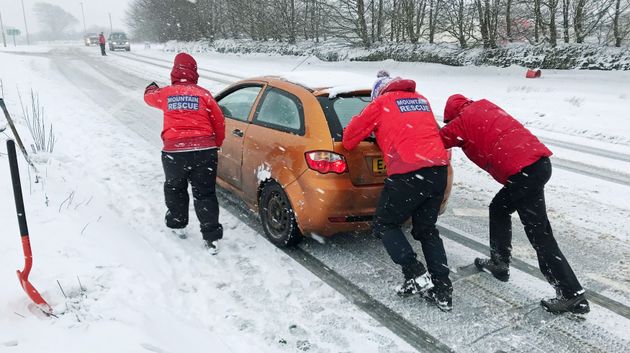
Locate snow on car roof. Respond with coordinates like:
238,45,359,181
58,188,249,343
273,71,373,97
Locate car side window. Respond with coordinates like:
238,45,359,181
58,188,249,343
217,86,262,122
253,88,304,135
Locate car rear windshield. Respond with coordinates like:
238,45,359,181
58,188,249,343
318,95,371,141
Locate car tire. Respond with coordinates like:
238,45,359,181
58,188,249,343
259,182,302,247
125,48,130,52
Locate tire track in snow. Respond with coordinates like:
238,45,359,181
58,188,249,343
110,51,238,85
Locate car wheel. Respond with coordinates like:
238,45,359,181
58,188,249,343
259,182,302,247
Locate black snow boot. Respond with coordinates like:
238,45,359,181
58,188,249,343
541,293,590,314
474,257,509,282
424,286,453,312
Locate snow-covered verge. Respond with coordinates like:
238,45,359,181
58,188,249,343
158,39,630,70
0,51,414,352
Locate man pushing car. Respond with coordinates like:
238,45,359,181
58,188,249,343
343,71,453,311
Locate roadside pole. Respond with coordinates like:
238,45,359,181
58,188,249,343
21,0,29,45
80,2,87,35
108,13,113,33
0,11,7,47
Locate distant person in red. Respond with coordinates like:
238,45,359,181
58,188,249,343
98,32,106,56
440,94,589,314
144,53,226,255
343,71,453,311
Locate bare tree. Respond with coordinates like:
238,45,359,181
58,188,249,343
505,0,513,42
328,0,372,47
547,0,560,46
33,2,78,39
475,0,500,48
612,0,630,46
573,0,614,43
428,0,443,43
442,0,475,48
562,0,570,43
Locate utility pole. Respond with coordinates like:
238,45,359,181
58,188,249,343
108,13,112,33
0,11,7,48
80,2,87,35
21,0,30,45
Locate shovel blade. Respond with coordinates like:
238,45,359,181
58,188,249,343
17,270,53,315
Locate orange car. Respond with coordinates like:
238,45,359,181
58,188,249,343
215,75,452,247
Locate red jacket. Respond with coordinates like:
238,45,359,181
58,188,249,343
343,79,448,176
440,94,552,184
144,53,225,152
98,34,105,45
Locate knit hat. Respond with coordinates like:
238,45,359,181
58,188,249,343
443,94,473,123
371,70,393,100
170,52,199,84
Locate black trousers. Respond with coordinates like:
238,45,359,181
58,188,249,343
489,157,583,298
162,149,223,242
374,166,451,291
99,44,106,56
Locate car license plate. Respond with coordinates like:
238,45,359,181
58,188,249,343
372,158,386,173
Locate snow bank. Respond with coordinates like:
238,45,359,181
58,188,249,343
159,39,630,70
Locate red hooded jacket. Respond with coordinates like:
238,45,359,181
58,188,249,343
440,94,552,185
144,53,225,152
98,34,105,45
343,79,448,176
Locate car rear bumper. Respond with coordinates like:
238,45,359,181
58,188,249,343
109,44,130,50
285,170,383,237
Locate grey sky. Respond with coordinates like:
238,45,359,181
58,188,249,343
0,0,132,34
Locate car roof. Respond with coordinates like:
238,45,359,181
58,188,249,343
247,71,373,97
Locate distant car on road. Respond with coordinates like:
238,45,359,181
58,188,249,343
214,74,453,247
84,33,99,46
108,32,130,51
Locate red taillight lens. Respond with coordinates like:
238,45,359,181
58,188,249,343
305,151,348,174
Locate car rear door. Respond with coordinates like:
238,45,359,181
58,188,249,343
241,86,307,204
216,84,265,190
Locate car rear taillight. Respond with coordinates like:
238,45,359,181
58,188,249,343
305,151,348,174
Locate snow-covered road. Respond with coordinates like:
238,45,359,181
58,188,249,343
1,43,629,353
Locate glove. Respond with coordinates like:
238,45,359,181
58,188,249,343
145,81,159,93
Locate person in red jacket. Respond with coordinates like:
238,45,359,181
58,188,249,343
440,94,589,314
98,32,106,56
144,52,226,254
343,71,453,311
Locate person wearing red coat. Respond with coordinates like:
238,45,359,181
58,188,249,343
440,94,589,314
98,32,106,56
144,52,226,254
343,72,452,311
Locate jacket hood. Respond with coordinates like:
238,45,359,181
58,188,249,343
171,53,199,84
443,94,473,123
380,78,416,95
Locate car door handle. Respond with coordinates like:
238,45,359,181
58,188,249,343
232,129,244,137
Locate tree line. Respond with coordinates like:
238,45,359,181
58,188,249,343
126,0,630,48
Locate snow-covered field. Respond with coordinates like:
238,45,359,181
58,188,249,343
1,42,629,352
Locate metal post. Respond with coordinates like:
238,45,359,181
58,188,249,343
80,2,87,35
21,0,30,45
0,11,7,48
108,13,112,33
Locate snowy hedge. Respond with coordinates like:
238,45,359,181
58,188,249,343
162,39,630,71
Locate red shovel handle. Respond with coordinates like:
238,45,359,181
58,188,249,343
19,235,33,278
